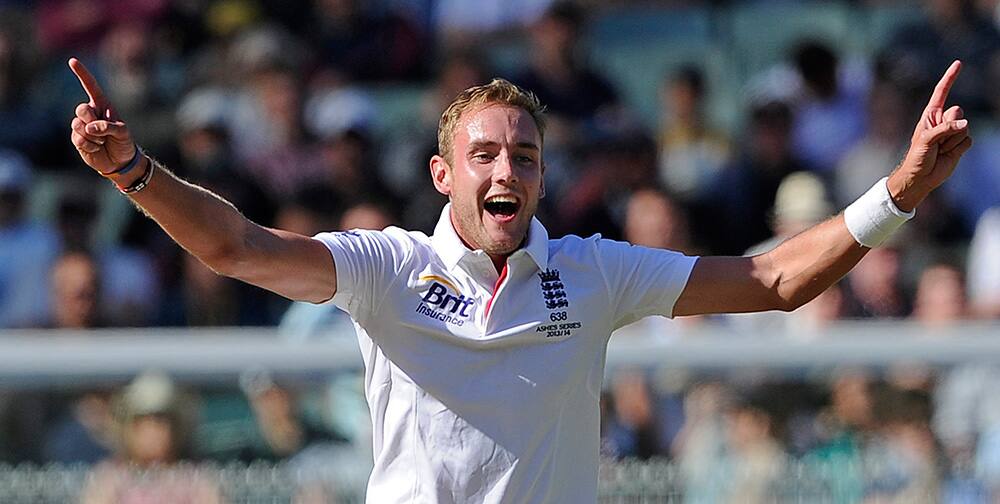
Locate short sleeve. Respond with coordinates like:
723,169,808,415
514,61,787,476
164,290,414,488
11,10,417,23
596,239,698,330
312,228,412,323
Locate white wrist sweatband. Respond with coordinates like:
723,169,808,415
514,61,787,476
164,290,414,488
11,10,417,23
843,177,915,248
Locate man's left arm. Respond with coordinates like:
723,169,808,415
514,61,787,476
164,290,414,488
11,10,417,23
674,60,972,317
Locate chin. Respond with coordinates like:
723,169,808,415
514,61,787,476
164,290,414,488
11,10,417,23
484,239,517,255
485,230,526,254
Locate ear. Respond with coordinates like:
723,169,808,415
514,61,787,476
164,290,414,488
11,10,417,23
430,154,452,196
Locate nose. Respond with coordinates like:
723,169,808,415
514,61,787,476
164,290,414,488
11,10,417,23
492,152,518,185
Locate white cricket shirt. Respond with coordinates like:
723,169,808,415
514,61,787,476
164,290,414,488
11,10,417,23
314,205,697,503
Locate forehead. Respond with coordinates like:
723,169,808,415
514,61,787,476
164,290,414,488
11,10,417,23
454,104,541,147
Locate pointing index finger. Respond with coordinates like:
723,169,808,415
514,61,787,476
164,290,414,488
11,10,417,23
927,60,962,112
68,58,107,110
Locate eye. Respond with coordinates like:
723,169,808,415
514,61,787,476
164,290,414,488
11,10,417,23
473,153,494,163
516,155,536,164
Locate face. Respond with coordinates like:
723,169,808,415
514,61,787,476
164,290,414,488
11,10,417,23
430,104,544,257
914,265,966,324
126,415,175,465
52,254,99,329
625,190,686,251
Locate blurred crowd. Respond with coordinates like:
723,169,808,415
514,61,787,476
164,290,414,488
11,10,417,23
1,0,1000,501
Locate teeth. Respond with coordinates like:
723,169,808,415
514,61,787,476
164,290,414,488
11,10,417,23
486,195,517,204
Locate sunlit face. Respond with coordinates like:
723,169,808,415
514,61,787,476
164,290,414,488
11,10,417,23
430,104,544,258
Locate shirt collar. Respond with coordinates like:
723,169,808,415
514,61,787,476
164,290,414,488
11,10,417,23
431,203,549,272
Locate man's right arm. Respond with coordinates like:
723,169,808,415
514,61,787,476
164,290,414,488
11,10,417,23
68,58,336,303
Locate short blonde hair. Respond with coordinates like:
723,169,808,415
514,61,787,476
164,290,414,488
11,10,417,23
437,78,546,164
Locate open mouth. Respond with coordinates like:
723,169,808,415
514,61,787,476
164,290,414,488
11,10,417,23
484,195,519,221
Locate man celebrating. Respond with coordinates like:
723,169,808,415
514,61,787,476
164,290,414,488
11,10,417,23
68,57,970,502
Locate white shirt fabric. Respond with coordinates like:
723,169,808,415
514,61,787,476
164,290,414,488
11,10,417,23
314,205,697,503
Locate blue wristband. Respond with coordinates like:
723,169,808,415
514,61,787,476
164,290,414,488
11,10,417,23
106,146,142,176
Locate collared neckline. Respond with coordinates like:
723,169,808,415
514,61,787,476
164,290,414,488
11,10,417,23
431,203,549,272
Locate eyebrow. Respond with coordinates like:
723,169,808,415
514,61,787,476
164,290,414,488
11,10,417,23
466,141,540,152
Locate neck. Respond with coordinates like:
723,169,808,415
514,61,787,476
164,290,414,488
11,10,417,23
488,254,508,275
448,210,516,275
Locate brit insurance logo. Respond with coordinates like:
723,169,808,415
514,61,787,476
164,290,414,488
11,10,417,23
414,275,476,327
536,269,581,338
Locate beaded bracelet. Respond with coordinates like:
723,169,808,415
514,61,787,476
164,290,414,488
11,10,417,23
118,156,155,195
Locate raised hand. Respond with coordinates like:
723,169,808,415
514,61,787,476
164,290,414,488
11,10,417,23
68,58,136,175
890,60,973,212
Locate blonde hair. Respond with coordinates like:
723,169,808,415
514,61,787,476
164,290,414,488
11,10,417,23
437,78,546,164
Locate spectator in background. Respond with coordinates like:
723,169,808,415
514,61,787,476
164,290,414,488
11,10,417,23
967,207,1000,318
941,54,1000,232
806,371,875,503
556,133,658,240
913,263,968,325
36,0,168,56
746,171,834,256
92,22,180,155
0,17,54,160
845,245,910,319
601,369,661,460
420,51,492,131
834,81,909,208
46,251,103,330
713,100,805,255
42,251,115,465
175,89,274,226
303,67,377,155
674,382,731,501
240,370,344,461
675,384,787,504
789,41,867,176
512,2,620,127
929,257,1000,499
314,128,393,209
240,369,348,503
1,251,107,465
656,65,731,209
307,0,427,82
0,149,60,328
232,61,325,200
623,187,693,255
866,387,940,503
80,371,221,504
884,0,1000,117
55,193,161,327
722,397,787,504
791,284,847,334
272,188,341,240
158,251,275,327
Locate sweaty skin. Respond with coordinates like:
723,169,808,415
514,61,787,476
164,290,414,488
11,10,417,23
68,55,971,315
430,105,545,272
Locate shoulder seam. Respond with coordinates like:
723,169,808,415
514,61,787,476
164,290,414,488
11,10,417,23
371,230,417,317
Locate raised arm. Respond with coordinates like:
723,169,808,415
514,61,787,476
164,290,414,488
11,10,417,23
68,58,336,303
674,61,972,316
